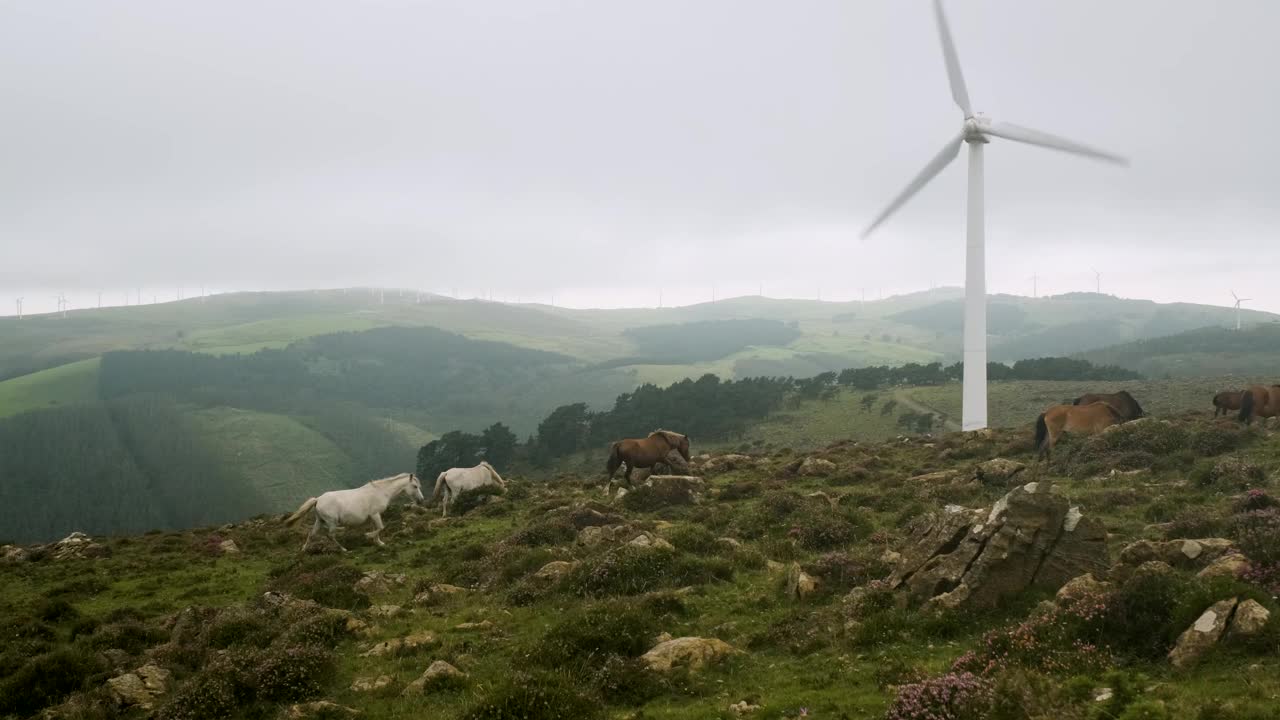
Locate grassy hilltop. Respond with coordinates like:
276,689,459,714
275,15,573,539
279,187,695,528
3,410,1280,719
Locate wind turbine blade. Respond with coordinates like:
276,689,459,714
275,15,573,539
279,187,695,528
861,132,965,238
933,0,972,116
985,121,1128,165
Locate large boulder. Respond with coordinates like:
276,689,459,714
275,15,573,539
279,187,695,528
888,483,1109,610
1169,598,1237,669
644,474,706,495
641,637,738,673
1197,553,1251,580
784,562,819,600
533,561,578,581
106,664,172,710
1055,573,1112,606
1229,599,1270,637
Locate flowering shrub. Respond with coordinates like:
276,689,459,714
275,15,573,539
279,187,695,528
884,671,993,720
1236,489,1279,513
1241,562,1280,596
1232,508,1280,564
951,593,1112,677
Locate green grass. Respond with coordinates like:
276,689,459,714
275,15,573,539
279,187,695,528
0,357,100,418
188,407,357,512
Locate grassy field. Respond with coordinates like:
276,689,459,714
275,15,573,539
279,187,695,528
0,357,100,419
187,407,358,513
4,414,1279,719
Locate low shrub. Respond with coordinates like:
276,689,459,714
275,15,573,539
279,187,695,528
719,480,761,501
664,524,720,555
621,482,695,512
254,643,336,702
1231,508,1280,564
588,654,666,706
36,598,81,623
203,607,275,650
567,546,677,597
84,619,167,655
1083,420,1188,457
460,671,601,720
534,602,660,666
790,510,870,551
1189,424,1248,456
884,671,993,720
507,515,576,547
155,669,240,720
748,609,831,655
265,556,370,610
450,484,505,517
0,647,107,717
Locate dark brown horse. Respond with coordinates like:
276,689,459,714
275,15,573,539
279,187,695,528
1035,403,1125,461
1072,391,1144,421
1238,385,1280,424
606,430,691,488
1212,390,1244,417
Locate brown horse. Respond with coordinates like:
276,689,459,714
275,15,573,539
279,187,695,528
1035,403,1125,461
606,430,691,488
1072,391,1144,421
1237,385,1280,424
1212,390,1244,417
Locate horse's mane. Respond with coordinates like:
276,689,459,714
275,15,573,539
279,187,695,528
368,472,413,488
650,429,687,443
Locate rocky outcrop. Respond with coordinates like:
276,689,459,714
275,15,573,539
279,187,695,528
412,584,466,605
578,524,633,546
533,560,577,581
627,532,675,551
0,545,29,563
350,675,395,692
360,630,439,657
975,458,1027,486
641,636,738,673
1197,553,1251,580
1229,599,1270,637
1055,573,1112,606
1118,538,1236,571
1169,598,1237,669
47,532,108,561
106,664,172,710
700,454,755,474
887,483,1109,610
784,562,819,600
644,474,706,495
798,458,838,477
402,660,468,695
355,571,407,597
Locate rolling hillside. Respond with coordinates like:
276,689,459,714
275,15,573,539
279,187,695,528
1080,323,1280,378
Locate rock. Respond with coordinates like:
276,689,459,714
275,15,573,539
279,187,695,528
567,506,623,530
644,474,707,497
413,584,467,605
975,458,1027,486
703,454,754,473
1119,538,1237,571
1197,553,1251,580
533,560,578,581
360,630,439,657
1169,598,1237,669
281,701,360,719
641,637,738,673
350,675,395,692
453,620,493,631
798,458,838,477
1056,574,1112,606
217,539,241,555
716,537,743,550
730,700,762,715
890,483,1109,610
344,616,375,637
402,660,468,695
766,560,787,574
0,545,29,563
106,664,172,709
355,571,407,597
1228,599,1270,637
906,469,965,486
578,524,631,547
261,591,323,614
879,549,902,565
784,562,819,600
47,531,108,561
367,604,404,619
627,532,675,551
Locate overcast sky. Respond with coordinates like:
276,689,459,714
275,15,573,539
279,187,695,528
3,1,1278,316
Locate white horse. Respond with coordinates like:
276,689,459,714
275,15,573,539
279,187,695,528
285,472,425,552
432,462,507,518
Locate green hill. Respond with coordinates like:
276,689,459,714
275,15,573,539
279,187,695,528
1079,323,1280,378
3,412,1279,719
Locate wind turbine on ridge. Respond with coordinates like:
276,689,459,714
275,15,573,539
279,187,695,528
1091,267,1102,294
1231,291,1251,331
861,0,1128,431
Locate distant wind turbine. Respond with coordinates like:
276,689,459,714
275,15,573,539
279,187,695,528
1231,291,1252,331
1091,267,1102,294
861,0,1127,431
1029,274,1038,299
15,298,23,320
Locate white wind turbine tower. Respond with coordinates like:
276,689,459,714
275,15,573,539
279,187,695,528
1231,291,1251,331
15,298,23,319
1091,267,1102,294
861,0,1127,431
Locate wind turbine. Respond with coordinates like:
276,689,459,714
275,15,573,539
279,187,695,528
1091,267,1102,294
861,0,1127,431
1029,273,1038,299
1231,291,1252,331
15,298,22,319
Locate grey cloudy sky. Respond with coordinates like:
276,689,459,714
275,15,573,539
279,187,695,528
3,0,1278,316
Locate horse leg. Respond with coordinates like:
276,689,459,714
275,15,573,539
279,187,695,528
441,490,450,518
366,514,386,546
624,463,634,489
326,520,348,553
302,517,321,553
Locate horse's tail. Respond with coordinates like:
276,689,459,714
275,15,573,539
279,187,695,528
284,497,317,525
1238,389,1255,423
1034,413,1049,451
606,441,623,475
432,472,448,502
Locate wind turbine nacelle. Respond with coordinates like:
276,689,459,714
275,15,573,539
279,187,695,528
963,115,991,144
